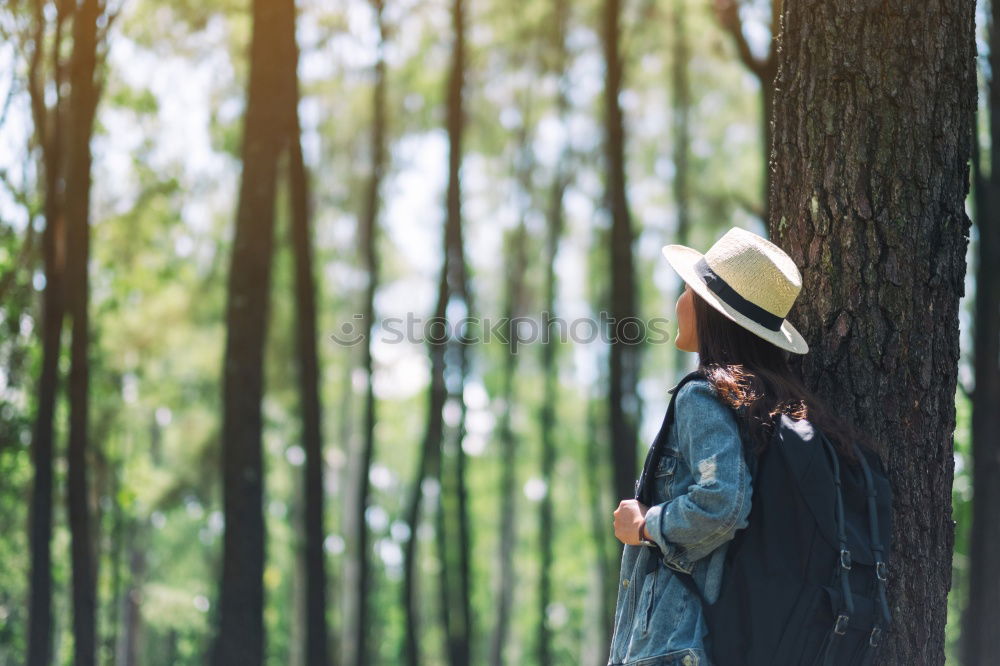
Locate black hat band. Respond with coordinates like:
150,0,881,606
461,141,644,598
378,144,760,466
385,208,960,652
693,256,785,332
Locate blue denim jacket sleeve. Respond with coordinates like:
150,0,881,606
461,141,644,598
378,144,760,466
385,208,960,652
642,379,752,573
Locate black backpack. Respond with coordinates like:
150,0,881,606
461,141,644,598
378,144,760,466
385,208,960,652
640,370,893,666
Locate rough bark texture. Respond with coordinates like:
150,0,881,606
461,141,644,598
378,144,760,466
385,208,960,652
961,1,1000,661
602,0,641,508
768,1,976,664
214,0,294,662
64,1,103,663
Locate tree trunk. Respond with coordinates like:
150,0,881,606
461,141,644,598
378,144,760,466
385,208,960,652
491,130,531,666
352,2,387,662
436,0,474,662
768,1,976,663
25,2,69,663
671,0,693,379
601,0,642,510
214,0,294,661
534,2,570,660
960,0,1000,661
401,306,444,666
104,450,124,663
400,2,472,659
64,0,104,662
283,0,330,661
587,393,613,664
119,523,146,666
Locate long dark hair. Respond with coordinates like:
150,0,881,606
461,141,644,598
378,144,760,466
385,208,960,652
690,287,875,467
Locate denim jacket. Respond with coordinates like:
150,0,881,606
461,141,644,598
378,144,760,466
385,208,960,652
607,377,752,666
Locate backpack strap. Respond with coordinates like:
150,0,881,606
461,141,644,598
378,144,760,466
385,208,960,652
817,432,855,654
847,438,893,660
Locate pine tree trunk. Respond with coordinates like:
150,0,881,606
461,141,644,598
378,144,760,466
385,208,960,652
602,0,642,508
437,0,474,661
401,302,445,666
961,1,1000,661
64,1,103,663
671,0,693,379
768,1,976,663
535,1,570,658
491,127,530,666
352,3,387,662
215,0,294,661
284,0,330,660
587,393,613,663
402,3,471,663
25,2,69,662
119,524,146,666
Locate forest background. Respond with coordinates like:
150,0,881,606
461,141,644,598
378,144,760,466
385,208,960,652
0,0,993,665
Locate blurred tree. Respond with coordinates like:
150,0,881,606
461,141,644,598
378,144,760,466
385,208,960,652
533,1,571,664
491,119,532,666
961,0,1000,662
435,0,475,663
214,0,295,663
768,1,976,663
602,0,642,511
671,0,693,380
401,0,474,664
23,0,70,662
63,0,112,663
283,1,330,664
352,0,386,663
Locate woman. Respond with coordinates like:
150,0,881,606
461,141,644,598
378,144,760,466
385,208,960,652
607,227,874,666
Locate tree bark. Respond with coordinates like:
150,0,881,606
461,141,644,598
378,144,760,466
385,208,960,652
601,0,642,509
960,0,1000,661
64,1,104,663
768,1,976,663
214,0,294,662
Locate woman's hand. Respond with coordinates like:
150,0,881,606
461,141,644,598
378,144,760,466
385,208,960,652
614,499,649,545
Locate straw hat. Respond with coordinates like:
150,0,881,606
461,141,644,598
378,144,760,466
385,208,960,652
661,226,810,355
